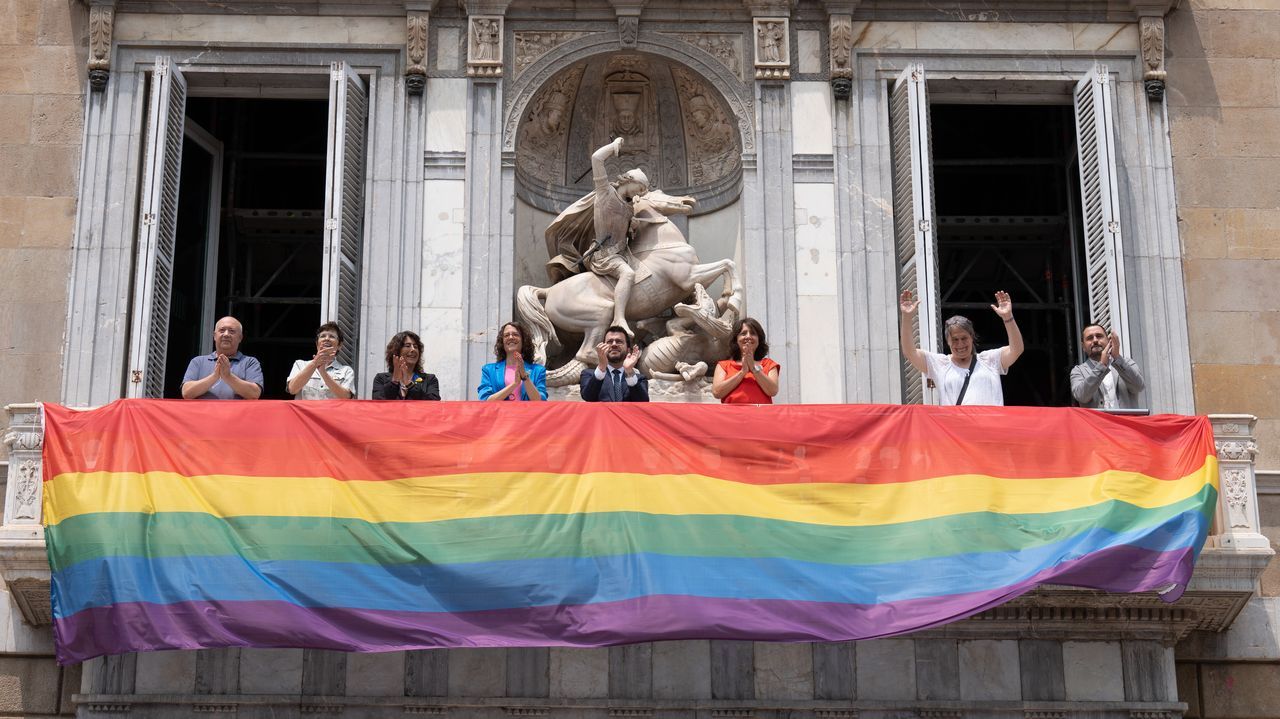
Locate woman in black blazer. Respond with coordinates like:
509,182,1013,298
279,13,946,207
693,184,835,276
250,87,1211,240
371,331,441,400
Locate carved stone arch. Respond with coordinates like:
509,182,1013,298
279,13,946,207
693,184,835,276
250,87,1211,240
506,31,753,216
504,30,755,156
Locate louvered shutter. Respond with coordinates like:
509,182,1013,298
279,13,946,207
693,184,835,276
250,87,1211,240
321,62,369,368
889,64,941,405
126,56,187,398
1073,64,1130,343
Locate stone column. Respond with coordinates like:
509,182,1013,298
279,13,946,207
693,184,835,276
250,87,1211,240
462,6,512,383
743,10,800,402
0,404,50,628
1209,415,1273,552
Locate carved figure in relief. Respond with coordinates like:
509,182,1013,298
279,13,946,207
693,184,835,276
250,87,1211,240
684,94,735,184
517,141,742,387
472,18,500,62
612,92,644,140
757,21,785,63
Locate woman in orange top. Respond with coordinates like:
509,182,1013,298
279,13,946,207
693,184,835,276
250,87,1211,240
712,317,780,404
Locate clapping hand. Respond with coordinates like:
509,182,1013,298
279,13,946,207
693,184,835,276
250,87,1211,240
393,354,413,383
513,353,528,381
990,290,1013,321
595,342,609,369
622,345,641,373
899,290,919,315
214,353,231,379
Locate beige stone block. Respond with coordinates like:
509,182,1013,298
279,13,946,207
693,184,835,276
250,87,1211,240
1173,158,1280,209
32,94,83,146
1177,207,1228,259
1190,0,1280,10
0,656,61,713
0,0,16,45
22,195,77,248
1255,418,1280,473
0,96,32,145
1199,663,1280,718
1226,209,1280,259
1212,108,1280,157
0,247,71,304
1166,57,1279,108
1168,108,1217,159
1206,10,1280,59
0,351,63,408
1070,23,1138,53
1164,8,1208,61
9,0,40,46
0,144,80,196
0,48,33,94
115,13,401,46
2,300,68,353
0,196,23,248
847,21,914,50
37,0,80,47
914,22,1074,52
1192,363,1280,418
1184,258,1280,312
1187,311,1280,365
30,46,81,95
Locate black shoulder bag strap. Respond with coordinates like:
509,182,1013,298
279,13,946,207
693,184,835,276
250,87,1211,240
954,355,976,406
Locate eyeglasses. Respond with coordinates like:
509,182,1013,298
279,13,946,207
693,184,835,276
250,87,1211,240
603,338,627,346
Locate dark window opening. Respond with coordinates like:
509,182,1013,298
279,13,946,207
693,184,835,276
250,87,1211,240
165,98,328,399
930,104,1085,407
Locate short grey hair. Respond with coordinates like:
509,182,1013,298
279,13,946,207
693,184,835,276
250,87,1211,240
943,315,978,343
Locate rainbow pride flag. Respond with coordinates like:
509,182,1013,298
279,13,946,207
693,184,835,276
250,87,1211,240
43,399,1217,664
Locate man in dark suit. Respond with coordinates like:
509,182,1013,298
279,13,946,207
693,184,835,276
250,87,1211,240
580,325,649,402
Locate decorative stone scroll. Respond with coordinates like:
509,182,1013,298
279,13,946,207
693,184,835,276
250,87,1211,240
514,32,587,78
467,15,503,77
752,17,789,80
1209,414,1272,551
667,33,745,81
829,14,853,99
87,1,116,90
406,11,430,94
1139,16,1167,100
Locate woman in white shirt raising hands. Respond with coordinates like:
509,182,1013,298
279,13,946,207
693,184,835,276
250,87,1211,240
898,290,1024,406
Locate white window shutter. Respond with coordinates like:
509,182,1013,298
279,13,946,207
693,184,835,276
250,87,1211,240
890,64,941,405
126,56,187,398
322,62,369,369
1073,64,1130,343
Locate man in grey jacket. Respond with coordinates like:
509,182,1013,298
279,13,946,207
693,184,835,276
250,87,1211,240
1070,324,1145,410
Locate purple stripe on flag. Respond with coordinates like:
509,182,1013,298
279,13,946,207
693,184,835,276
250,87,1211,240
52,544,1193,665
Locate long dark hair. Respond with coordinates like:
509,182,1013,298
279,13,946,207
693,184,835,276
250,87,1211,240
494,321,535,362
384,331,425,374
728,317,769,361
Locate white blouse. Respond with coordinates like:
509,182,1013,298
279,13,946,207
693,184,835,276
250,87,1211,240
922,348,1007,406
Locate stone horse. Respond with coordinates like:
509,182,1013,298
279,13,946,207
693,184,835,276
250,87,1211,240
517,191,740,386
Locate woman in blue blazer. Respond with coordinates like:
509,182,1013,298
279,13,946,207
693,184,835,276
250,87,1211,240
477,321,548,401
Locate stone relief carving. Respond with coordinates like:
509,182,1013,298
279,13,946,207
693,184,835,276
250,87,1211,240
669,33,743,81
1139,16,1166,100
517,65,584,183
468,15,503,77
753,17,790,79
672,67,738,186
11,460,40,521
1223,469,1251,528
829,14,853,99
406,11,430,94
8,578,51,627
1216,440,1258,461
518,143,742,388
514,32,588,77
594,56,660,182
88,3,115,90
618,16,639,47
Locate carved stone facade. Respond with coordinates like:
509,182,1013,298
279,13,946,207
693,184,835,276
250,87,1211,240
514,32,588,77
87,1,115,89
1139,16,1166,99
514,52,742,216
752,17,789,79
406,11,430,94
468,15,504,77
667,32,745,81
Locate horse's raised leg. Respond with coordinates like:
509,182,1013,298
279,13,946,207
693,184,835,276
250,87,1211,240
685,259,741,313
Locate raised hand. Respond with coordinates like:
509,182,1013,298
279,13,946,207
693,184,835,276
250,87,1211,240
595,342,609,368
990,290,1014,321
623,345,641,372
899,290,919,315
1109,331,1122,358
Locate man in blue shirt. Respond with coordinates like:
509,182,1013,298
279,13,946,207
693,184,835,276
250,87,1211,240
181,316,265,400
